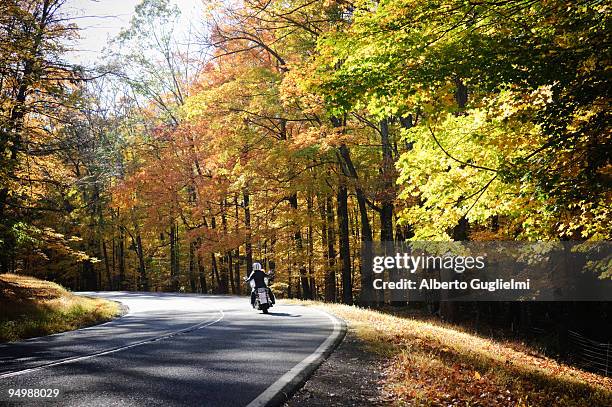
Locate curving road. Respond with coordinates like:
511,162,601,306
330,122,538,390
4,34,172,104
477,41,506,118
0,293,341,406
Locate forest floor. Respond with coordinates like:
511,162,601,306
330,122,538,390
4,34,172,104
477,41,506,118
283,300,612,407
0,273,120,342
284,330,389,406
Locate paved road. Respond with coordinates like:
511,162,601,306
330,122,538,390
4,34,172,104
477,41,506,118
0,293,338,406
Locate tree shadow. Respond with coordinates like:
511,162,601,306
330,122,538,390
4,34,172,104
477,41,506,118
0,305,335,406
265,312,301,317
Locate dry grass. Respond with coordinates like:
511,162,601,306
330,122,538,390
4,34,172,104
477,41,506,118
284,300,612,407
0,273,120,342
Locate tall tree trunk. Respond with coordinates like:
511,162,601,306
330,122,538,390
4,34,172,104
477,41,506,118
326,196,338,302
129,209,148,291
118,224,126,290
379,118,395,243
188,241,197,293
317,194,330,301
228,250,236,294
135,231,148,291
337,182,352,304
233,196,242,293
380,118,404,305
197,246,207,293
102,239,112,290
211,252,221,293
222,202,233,294
234,250,241,294
397,115,415,241
288,193,313,300
111,234,117,289
319,194,337,302
287,249,293,298
440,81,470,319
438,226,469,323
338,144,374,305
169,223,179,291
307,193,315,296
330,117,356,305
243,191,253,277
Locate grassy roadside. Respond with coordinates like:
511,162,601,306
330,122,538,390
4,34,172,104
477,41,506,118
285,300,612,407
0,273,120,342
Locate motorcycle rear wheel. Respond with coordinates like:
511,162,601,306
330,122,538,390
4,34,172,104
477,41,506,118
261,304,269,314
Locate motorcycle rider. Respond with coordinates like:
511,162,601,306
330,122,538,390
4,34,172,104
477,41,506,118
244,262,276,307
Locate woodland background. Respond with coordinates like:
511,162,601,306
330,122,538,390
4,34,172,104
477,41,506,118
1,0,610,357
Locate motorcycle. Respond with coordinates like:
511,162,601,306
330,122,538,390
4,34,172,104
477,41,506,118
246,273,274,314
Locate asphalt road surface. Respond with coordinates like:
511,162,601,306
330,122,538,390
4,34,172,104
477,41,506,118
0,293,338,406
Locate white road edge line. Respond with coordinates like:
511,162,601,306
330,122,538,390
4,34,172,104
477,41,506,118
0,310,224,380
246,308,345,407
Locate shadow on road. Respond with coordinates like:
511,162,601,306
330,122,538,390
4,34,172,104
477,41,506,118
264,312,301,317
0,298,334,406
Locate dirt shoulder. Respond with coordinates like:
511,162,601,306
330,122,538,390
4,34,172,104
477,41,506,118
283,300,612,407
285,329,389,407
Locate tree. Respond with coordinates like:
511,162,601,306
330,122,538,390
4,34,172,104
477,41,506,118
304,0,610,242
0,0,96,274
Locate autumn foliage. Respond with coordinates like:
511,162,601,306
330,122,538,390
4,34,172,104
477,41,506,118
1,1,609,308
